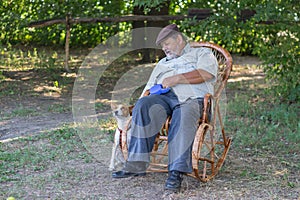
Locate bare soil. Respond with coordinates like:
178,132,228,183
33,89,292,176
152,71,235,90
1,55,299,200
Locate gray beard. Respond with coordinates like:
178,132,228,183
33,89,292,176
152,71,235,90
166,54,178,61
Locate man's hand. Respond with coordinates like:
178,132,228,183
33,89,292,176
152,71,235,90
162,76,180,88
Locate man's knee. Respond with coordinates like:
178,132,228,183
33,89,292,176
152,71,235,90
180,99,203,119
133,95,165,112
134,96,152,109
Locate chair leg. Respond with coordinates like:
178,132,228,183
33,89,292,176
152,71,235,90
190,122,231,182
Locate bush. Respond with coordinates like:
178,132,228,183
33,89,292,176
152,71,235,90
256,25,299,102
0,0,129,47
179,0,299,102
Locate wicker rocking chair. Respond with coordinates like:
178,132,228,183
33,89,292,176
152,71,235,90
121,41,233,182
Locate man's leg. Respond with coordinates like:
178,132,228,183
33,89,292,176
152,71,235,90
128,92,177,163
165,98,203,191
168,98,203,173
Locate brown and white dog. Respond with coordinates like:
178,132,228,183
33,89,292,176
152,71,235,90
109,104,132,171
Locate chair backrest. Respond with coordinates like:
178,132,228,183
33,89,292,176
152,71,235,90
190,42,233,99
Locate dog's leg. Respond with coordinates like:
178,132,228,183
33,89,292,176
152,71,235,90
109,129,119,171
109,144,117,171
115,146,126,168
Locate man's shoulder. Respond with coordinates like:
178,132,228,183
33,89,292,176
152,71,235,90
190,45,211,53
186,42,211,52
183,45,212,59
157,57,167,65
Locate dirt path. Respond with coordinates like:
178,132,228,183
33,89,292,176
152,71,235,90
0,113,72,141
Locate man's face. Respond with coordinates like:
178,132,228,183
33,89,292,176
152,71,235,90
160,35,181,60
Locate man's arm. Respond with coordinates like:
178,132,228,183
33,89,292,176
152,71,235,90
161,69,214,88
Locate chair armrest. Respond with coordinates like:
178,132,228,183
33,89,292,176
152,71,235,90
202,93,213,123
143,89,150,96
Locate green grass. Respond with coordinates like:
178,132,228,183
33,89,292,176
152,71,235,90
0,105,39,121
47,104,70,113
11,105,38,117
0,125,92,181
0,126,94,199
226,94,299,156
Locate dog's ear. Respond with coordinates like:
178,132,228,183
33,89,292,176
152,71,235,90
128,105,134,115
111,102,118,110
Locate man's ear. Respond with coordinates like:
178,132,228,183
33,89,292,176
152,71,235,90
176,34,184,45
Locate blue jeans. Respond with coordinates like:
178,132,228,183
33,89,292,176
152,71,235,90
128,90,203,173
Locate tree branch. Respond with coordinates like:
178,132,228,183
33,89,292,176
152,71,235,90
28,15,187,28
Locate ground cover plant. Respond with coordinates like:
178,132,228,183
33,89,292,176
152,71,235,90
0,47,299,199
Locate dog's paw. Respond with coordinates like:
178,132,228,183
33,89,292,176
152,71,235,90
108,165,115,171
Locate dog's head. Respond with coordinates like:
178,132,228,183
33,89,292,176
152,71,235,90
111,104,133,119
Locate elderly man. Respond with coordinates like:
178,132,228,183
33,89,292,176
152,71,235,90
112,24,218,192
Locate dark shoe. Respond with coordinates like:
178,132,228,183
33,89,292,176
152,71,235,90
112,170,146,178
165,170,183,192
112,161,147,179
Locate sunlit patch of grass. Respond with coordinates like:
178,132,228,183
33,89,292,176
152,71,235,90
0,45,87,102
0,46,67,71
224,64,299,156
99,117,116,133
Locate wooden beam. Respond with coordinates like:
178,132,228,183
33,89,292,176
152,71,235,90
28,19,65,28
28,15,187,28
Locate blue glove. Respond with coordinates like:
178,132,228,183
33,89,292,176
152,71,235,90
149,84,170,95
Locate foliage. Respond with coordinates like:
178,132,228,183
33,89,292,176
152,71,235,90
177,0,300,102
134,0,170,12
251,1,300,102
0,0,131,47
256,26,299,102
0,0,299,100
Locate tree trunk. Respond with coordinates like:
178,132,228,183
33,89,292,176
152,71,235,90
132,6,145,51
146,0,170,61
65,14,71,72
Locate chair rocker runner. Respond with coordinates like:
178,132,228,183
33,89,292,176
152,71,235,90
120,41,233,182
